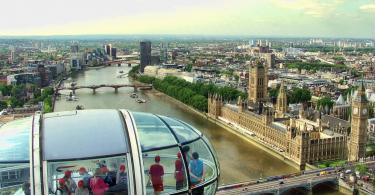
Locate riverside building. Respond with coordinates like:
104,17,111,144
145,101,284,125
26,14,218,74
208,61,369,169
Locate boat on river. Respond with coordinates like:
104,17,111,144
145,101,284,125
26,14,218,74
76,105,84,110
136,99,146,103
130,93,138,98
66,95,79,101
66,92,79,101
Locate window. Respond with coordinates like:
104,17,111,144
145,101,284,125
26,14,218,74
0,164,30,192
46,155,129,195
204,181,217,195
143,147,188,195
132,112,177,151
184,139,217,189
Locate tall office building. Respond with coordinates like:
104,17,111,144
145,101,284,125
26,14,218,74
8,46,15,64
140,41,152,73
37,65,49,87
104,44,112,56
8,50,15,64
161,43,168,63
111,48,117,59
71,44,79,53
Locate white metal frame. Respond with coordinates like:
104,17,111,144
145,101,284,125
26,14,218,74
121,110,145,195
31,112,43,194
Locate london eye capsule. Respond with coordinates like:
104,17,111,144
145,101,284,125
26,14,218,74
0,109,219,195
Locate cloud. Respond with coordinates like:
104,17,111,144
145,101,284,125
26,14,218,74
272,0,346,17
360,4,375,12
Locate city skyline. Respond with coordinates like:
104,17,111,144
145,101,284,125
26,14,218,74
1,0,375,38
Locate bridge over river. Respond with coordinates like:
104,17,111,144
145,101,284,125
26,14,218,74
56,84,153,94
217,169,338,195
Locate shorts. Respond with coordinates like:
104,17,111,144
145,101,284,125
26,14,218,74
152,184,164,192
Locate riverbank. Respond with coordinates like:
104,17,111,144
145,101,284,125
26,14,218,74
52,77,65,111
150,89,361,194
148,89,304,171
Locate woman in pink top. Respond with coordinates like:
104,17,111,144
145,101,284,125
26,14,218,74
90,168,109,195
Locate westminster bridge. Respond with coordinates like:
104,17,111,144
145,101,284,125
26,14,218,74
216,169,339,195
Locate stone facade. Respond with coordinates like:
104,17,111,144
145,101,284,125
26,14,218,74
248,61,268,104
208,63,369,169
348,84,369,161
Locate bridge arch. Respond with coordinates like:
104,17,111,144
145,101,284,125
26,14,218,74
312,180,337,193
280,186,309,195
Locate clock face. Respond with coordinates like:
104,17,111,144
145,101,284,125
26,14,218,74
363,108,368,115
353,108,358,114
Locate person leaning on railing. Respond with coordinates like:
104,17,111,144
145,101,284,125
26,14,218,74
189,152,205,195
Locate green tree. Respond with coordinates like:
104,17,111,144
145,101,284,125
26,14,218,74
0,101,7,110
128,65,140,78
268,85,280,99
287,87,311,104
185,64,193,72
9,97,24,108
286,62,347,71
317,96,334,110
11,84,26,99
137,74,245,112
41,87,54,97
0,84,13,96
191,95,208,112
355,164,367,175
43,96,53,113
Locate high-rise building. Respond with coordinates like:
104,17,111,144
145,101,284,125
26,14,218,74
248,61,268,104
140,41,152,73
348,83,369,161
104,44,112,56
37,65,49,87
161,43,168,63
71,44,79,53
8,46,15,64
8,50,15,64
111,48,117,59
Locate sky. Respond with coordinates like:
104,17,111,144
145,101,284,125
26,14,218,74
1,0,375,38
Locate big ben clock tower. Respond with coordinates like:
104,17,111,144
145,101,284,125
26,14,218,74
348,83,369,162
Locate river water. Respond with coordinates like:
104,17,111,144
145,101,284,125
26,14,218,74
54,66,344,194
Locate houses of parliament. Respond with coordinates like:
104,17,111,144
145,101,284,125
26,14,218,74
208,61,369,169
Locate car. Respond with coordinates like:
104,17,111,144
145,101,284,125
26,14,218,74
345,169,352,174
279,181,284,184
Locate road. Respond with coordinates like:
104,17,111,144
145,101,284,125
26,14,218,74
217,172,337,194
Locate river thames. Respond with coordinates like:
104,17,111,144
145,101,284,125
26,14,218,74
54,66,344,194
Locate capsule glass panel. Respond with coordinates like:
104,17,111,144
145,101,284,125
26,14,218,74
159,116,200,143
132,112,177,151
0,117,32,162
143,147,188,194
183,139,217,189
46,155,129,195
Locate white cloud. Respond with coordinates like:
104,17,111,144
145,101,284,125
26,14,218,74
360,4,375,12
272,0,346,17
